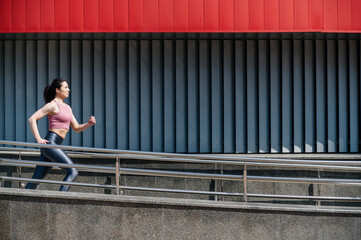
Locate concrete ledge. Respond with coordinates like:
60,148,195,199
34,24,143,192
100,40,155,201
1,188,361,215
1,187,361,240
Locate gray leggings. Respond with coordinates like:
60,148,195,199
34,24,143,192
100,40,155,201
25,131,78,191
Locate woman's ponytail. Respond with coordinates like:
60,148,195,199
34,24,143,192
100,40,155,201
43,78,66,103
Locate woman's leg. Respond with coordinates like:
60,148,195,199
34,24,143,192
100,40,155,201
42,148,78,191
25,154,52,189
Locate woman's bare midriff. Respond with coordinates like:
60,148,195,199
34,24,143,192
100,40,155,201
49,129,69,139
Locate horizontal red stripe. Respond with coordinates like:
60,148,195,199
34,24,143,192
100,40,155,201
1,0,361,33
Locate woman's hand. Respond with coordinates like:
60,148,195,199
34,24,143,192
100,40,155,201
36,138,49,144
88,116,96,126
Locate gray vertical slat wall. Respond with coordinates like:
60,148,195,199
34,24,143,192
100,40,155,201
0,38,360,153
235,40,247,153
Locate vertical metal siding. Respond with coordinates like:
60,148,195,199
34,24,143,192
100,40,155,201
187,40,199,153
315,40,326,152
0,39,360,153
281,40,293,153
235,40,247,153
270,40,281,153
247,40,259,153
70,40,82,147
327,40,338,152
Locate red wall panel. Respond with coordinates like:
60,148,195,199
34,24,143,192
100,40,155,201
114,0,128,31
159,0,173,30
174,0,188,30
220,0,234,30
129,0,143,30
249,0,264,30
352,0,361,30
100,0,114,31
27,0,41,31
338,0,352,30
55,0,69,31
41,0,54,31
280,0,294,30
189,0,203,30
324,0,337,31
309,0,323,30
13,0,26,31
144,0,159,31
1,0,361,33
235,0,249,30
70,0,84,31
0,0,12,32
294,0,308,30
265,0,279,30
204,0,219,30
85,0,99,31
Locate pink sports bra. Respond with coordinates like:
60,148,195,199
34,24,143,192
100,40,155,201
48,100,72,130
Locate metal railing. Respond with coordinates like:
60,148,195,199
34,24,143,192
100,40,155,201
1,140,361,204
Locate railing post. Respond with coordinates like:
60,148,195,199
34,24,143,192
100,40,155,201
17,152,23,188
220,164,224,201
316,169,321,206
214,164,218,201
243,162,247,202
115,155,120,195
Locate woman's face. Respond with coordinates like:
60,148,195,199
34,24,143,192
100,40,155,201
56,81,70,99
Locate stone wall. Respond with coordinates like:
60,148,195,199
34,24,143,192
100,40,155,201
0,188,361,240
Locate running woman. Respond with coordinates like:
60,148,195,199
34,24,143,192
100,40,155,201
26,78,96,191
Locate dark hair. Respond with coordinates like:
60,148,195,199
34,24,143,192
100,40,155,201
43,78,66,103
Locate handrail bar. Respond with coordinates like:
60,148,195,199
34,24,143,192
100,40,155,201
2,176,361,202
0,162,114,174
2,140,361,166
3,156,361,174
2,143,361,167
1,140,361,204
0,158,116,173
3,158,361,186
119,167,361,186
113,154,361,166
0,176,115,189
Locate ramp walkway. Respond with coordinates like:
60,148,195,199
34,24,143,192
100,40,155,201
1,140,361,239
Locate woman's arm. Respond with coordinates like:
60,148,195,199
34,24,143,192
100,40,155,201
28,102,57,144
70,114,96,133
